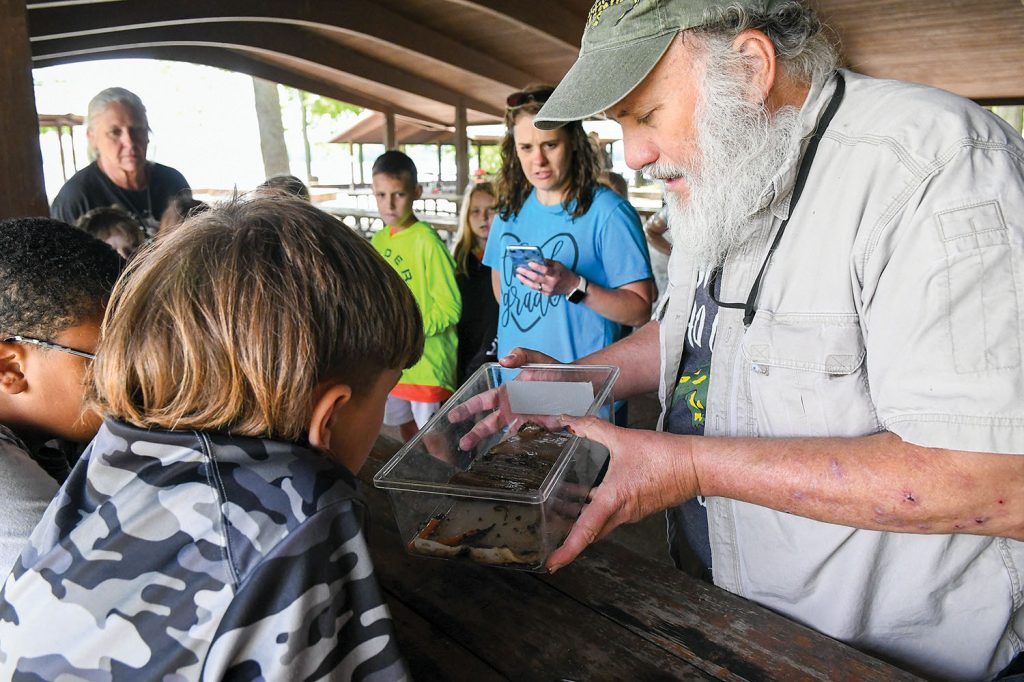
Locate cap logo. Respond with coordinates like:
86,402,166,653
587,0,641,28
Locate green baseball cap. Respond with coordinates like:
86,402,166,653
535,0,784,129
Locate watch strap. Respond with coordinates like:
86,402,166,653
568,274,588,303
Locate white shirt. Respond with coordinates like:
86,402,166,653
0,425,58,578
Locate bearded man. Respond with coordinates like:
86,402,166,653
497,0,1024,678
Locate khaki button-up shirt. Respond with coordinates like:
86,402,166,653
657,70,1024,680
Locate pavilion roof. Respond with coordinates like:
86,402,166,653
25,0,1024,137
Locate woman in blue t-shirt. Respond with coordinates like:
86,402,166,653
482,85,655,368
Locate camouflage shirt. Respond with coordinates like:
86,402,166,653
0,419,409,681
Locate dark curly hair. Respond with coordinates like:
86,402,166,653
0,217,123,339
495,85,600,221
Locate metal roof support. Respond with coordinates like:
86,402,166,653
0,0,48,218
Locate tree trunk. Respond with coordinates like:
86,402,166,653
299,91,313,183
251,77,289,178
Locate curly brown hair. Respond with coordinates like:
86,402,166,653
495,85,600,221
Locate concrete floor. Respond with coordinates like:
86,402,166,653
378,390,676,568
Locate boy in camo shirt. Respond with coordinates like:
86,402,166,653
0,198,421,680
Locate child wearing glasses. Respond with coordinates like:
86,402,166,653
0,197,417,680
370,151,461,441
0,217,122,576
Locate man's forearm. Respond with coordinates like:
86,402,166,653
577,319,662,399
693,432,1024,540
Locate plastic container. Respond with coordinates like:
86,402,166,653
373,363,619,571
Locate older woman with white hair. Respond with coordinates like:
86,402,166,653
50,87,190,232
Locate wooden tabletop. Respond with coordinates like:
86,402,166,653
363,436,920,682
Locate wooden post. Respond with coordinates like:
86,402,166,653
348,142,356,190
69,126,78,171
0,0,49,218
384,111,396,150
455,101,469,192
56,128,68,182
436,143,443,183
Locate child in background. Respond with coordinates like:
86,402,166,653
157,194,209,235
257,173,311,201
0,217,122,575
452,181,498,383
75,205,146,259
371,151,460,442
0,197,418,680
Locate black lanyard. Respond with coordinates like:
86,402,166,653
710,72,846,326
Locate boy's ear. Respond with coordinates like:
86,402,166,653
0,344,28,395
413,183,423,200
308,382,353,452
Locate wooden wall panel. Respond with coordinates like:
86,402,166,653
818,0,1024,102
0,0,48,219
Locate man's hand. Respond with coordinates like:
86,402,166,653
497,347,559,368
546,415,699,573
446,348,563,450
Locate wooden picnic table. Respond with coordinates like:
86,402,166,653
321,205,459,246
363,436,920,682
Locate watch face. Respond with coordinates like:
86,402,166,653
568,288,585,303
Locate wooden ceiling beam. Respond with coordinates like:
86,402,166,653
27,0,536,89
441,0,583,50
31,22,504,117
32,44,454,127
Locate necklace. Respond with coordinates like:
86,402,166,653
101,162,156,231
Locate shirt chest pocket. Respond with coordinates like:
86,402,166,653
740,313,882,438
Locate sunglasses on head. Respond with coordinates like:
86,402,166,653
506,88,555,109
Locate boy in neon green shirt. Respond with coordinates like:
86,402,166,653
370,151,461,441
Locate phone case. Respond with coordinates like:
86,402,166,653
507,245,545,269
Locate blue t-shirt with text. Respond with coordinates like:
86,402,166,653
482,187,652,363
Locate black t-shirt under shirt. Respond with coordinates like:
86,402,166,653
665,269,719,580
455,249,499,384
50,161,190,231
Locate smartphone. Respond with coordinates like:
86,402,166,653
506,244,545,270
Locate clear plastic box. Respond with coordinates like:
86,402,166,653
373,363,619,572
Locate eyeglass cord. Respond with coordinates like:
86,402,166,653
710,71,847,327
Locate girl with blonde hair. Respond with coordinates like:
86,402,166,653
452,181,499,381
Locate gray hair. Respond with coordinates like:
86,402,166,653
691,1,841,85
86,87,149,132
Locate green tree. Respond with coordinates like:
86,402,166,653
279,88,363,183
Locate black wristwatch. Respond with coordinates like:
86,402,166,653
567,274,589,303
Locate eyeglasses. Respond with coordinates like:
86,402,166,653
506,88,555,109
3,335,96,361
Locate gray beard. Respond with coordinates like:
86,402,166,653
648,43,804,272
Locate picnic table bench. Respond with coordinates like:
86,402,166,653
363,436,920,681
321,205,459,245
